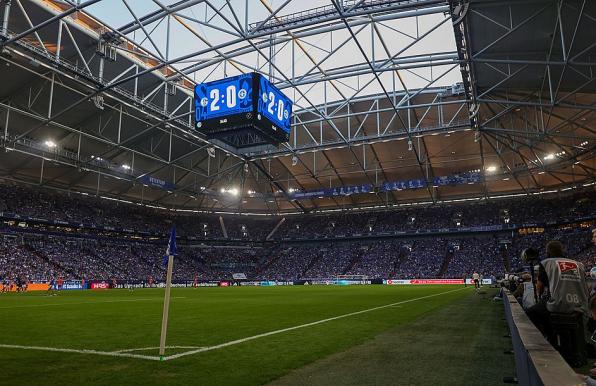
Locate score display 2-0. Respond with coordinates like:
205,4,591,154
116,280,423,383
256,74,292,133
193,73,292,143
194,73,254,123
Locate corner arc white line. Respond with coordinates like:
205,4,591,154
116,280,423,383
164,287,469,361
0,344,161,361
113,346,204,353
0,296,187,309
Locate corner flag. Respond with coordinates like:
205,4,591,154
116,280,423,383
159,226,177,360
163,226,177,266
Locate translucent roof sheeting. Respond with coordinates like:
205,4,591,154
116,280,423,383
85,0,462,108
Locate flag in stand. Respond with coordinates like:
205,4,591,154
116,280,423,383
159,225,177,360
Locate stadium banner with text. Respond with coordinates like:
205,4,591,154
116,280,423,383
289,184,373,200
384,279,465,285
465,278,493,285
28,282,51,291
90,281,110,290
0,282,50,291
139,175,176,191
381,172,482,192
291,279,382,286
287,172,482,200
61,280,85,290
383,280,412,285
335,279,372,285
299,279,372,286
239,281,294,286
113,280,221,289
30,282,51,291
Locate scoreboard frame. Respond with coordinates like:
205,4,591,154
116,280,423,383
194,73,292,146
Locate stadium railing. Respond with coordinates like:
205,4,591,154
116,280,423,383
503,290,586,386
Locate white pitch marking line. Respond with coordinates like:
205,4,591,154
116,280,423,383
113,346,204,354
0,288,468,362
0,296,187,309
0,343,161,361
163,287,469,361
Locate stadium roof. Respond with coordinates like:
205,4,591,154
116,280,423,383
0,0,594,214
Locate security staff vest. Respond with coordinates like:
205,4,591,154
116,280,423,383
541,257,588,315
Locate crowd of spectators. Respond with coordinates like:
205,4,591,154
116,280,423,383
0,182,595,284
0,238,62,281
1,226,595,284
347,241,403,278
259,246,318,281
275,191,596,239
2,182,595,241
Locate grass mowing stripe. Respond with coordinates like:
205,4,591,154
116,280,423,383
0,296,187,309
164,286,470,361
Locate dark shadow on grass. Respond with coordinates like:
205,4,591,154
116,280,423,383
269,288,514,386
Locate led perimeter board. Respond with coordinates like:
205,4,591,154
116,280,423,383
194,73,292,146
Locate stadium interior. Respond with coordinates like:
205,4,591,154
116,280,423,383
0,0,596,385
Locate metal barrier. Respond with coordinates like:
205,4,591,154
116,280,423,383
503,290,586,386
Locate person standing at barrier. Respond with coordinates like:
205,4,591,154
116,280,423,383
521,274,536,309
513,273,536,310
47,277,57,296
521,247,540,304
472,271,480,289
526,241,589,338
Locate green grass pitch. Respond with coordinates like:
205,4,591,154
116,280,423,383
0,285,496,385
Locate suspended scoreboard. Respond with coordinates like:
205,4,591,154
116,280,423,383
194,73,292,149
